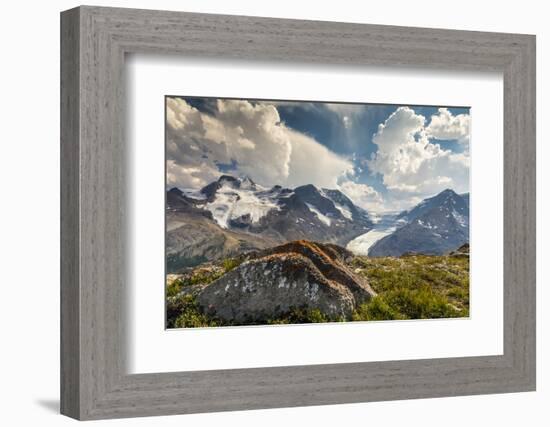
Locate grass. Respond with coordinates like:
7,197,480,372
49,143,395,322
166,253,469,327
351,254,469,320
169,298,341,328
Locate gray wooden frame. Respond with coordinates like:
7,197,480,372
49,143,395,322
60,5,536,421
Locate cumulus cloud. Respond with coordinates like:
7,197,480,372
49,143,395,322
426,107,471,145
337,180,385,212
367,107,469,206
284,129,354,188
167,99,470,214
166,97,353,189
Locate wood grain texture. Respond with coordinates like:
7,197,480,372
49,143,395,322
60,6,536,420
60,7,80,419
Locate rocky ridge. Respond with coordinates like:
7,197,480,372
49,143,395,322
190,241,376,323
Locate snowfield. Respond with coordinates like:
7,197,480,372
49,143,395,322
204,182,280,229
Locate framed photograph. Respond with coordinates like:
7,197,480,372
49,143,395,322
61,6,536,420
164,96,472,329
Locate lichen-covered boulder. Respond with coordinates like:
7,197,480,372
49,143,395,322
197,241,375,323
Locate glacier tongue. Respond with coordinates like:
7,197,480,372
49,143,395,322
346,226,396,255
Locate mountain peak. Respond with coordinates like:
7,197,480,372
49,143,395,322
168,187,183,195
240,175,257,190
370,187,469,257
218,174,239,184
432,188,461,200
241,175,255,184
424,188,462,205
440,188,456,195
294,184,319,194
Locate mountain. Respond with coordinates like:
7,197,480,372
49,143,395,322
166,175,374,272
369,189,469,257
460,192,470,209
321,188,372,225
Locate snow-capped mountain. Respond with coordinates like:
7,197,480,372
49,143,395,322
396,189,469,224
369,189,469,257
170,175,374,233
166,175,374,271
167,176,470,270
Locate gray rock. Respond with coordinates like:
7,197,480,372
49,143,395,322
448,243,470,257
197,241,375,323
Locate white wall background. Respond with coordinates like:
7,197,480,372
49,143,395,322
0,0,546,425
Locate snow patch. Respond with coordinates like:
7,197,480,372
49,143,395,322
305,203,332,226
180,188,207,200
452,209,467,227
204,182,280,229
417,219,436,230
332,202,353,220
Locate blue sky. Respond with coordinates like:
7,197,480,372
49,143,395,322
166,97,470,212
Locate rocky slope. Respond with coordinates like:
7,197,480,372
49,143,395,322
369,189,469,257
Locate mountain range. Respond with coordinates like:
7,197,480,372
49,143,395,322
166,174,470,272
166,175,373,272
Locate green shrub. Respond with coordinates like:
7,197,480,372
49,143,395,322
166,278,185,297
166,269,226,300
304,308,328,323
222,257,242,273
172,294,219,328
